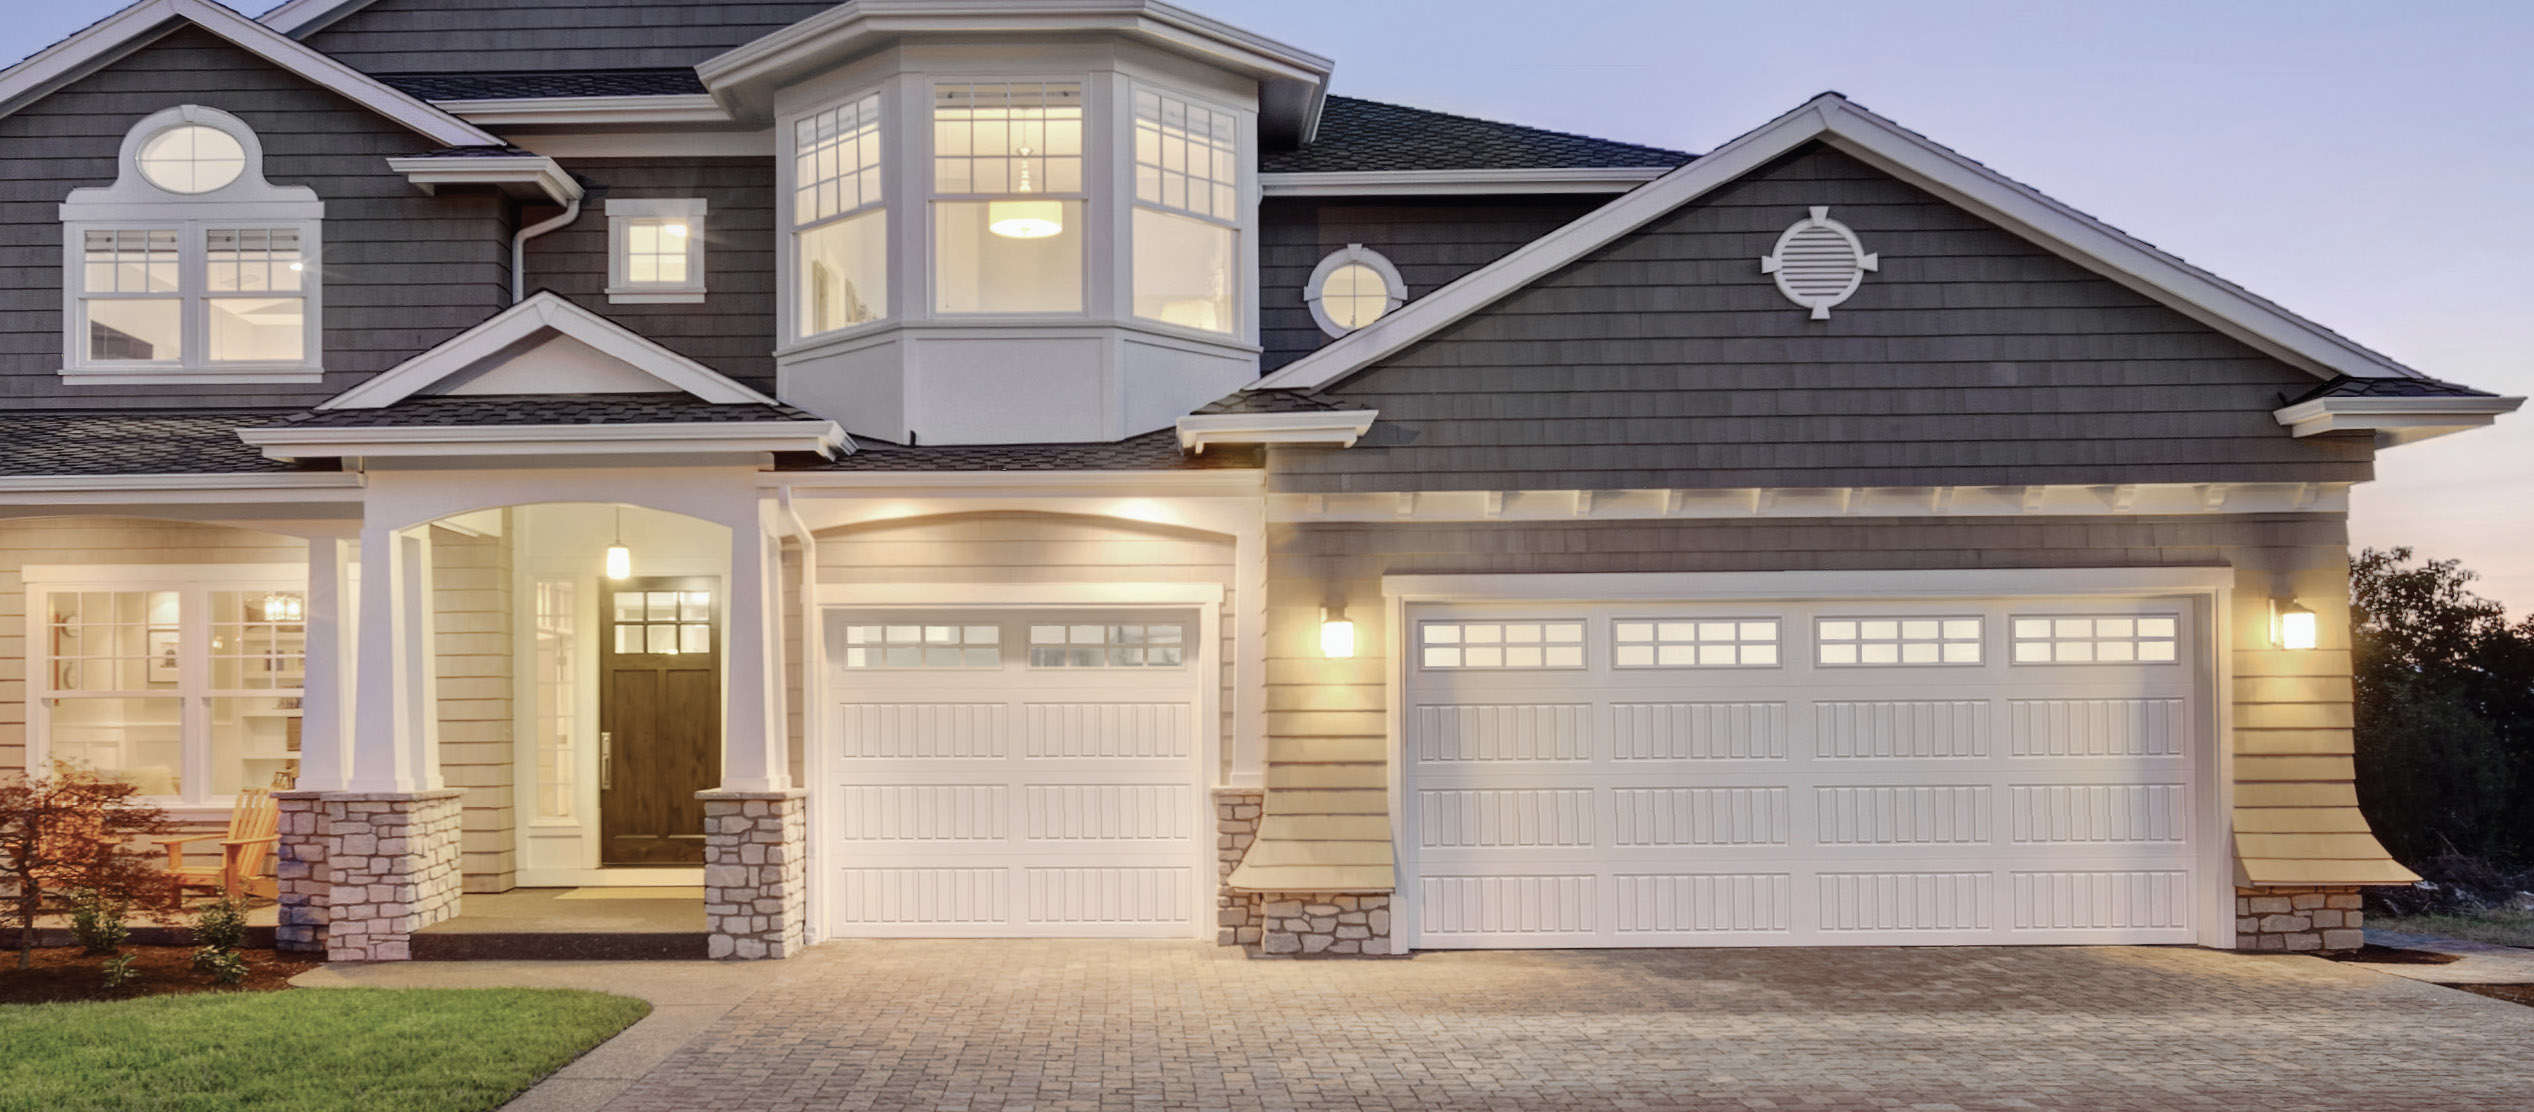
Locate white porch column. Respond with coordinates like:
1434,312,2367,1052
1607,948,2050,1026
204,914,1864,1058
1232,525,1268,786
295,535,353,792
719,515,789,792
345,524,438,792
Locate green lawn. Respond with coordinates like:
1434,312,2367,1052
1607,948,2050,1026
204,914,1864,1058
2372,909,2534,949
0,988,649,1112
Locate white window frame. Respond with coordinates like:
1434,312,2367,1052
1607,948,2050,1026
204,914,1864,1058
1128,82,1245,337
927,75,1094,321
1304,244,1405,338
58,105,324,385
604,197,707,303
23,563,308,814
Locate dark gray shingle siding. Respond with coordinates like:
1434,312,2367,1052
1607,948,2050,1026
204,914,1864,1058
1277,144,2374,493
0,26,511,410
519,158,779,392
298,0,841,74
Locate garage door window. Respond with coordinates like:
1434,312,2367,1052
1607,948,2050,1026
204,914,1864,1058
1029,623,1185,667
2010,615,2179,664
841,623,1001,668
1419,621,1585,670
1815,616,1982,666
1614,619,1779,668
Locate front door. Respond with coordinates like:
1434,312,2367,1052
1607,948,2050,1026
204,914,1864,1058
599,577,720,866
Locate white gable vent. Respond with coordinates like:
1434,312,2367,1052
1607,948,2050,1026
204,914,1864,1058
1760,206,1878,319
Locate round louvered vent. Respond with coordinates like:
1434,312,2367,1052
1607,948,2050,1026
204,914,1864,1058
1760,206,1878,319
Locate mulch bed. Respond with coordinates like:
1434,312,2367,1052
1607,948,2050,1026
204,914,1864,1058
2447,983,2534,1009
2322,944,2465,966
0,946,318,1005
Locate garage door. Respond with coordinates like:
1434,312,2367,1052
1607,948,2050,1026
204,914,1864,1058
823,610,1205,938
1405,597,2204,948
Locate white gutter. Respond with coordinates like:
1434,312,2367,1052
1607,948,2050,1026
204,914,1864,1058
512,195,583,304
240,419,850,461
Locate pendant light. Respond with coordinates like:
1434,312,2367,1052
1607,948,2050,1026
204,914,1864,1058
605,506,632,581
988,145,1063,239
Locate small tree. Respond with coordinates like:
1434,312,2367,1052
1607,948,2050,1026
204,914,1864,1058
0,762,175,969
2351,547,2534,870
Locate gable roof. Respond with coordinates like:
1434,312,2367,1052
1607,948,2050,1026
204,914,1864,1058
0,0,499,147
1254,92,2434,395
320,292,779,411
1260,95,1691,174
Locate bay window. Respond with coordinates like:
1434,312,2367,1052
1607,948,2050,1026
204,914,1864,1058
1130,88,1239,333
793,92,888,338
932,81,1086,314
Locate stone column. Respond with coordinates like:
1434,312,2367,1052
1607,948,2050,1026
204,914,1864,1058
2236,884,2366,952
272,790,331,953
700,789,807,959
1214,788,1264,947
274,789,464,962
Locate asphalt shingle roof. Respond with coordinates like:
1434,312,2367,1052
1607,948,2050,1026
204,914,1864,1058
379,70,709,101
2283,375,2498,406
1262,95,1692,174
257,394,828,430
1192,389,1352,415
0,410,322,476
785,428,1256,472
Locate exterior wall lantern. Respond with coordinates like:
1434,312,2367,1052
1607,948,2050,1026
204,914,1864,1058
605,506,632,581
1319,606,1355,659
2271,598,2318,651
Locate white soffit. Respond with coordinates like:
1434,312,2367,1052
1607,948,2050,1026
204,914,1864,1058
1251,92,2434,394
385,154,581,205
319,291,779,410
1176,410,1378,452
0,0,499,147
2272,395,2524,446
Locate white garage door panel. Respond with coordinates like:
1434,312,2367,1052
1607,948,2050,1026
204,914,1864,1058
1406,598,2204,949
825,611,1204,938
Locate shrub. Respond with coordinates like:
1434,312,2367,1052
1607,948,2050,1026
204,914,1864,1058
100,952,138,990
0,762,175,969
190,896,249,985
194,947,248,986
68,887,129,956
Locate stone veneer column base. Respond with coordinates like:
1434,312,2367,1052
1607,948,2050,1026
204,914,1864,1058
1213,787,1394,956
274,789,464,962
700,789,807,960
2236,884,2366,953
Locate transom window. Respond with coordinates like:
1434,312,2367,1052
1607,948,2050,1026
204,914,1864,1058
610,590,714,656
1306,245,1403,337
1615,619,1780,668
1816,617,1983,666
1029,623,1186,668
1420,622,1587,670
2012,615,2180,664
934,81,1086,315
793,93,887,337
30,570,307,806
1129,88,1240,334
841,624,1002,668
137,124,245,194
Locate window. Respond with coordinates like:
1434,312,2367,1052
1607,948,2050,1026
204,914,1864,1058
1305,245,1403,337
793,93,887,337
933,81,1086,315
1615,619,1780,668
606,198,706,303
30,570,306,806
1130,88,1239,334
1816,617,1983,666
841,623,1001,668
59,106,322,383
1419,621,1586,670
611,590,714,656
1029,623,1186,667
530,580,576,821
2012,615,2180,664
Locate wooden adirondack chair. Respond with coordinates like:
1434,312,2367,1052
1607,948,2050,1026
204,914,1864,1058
158,786,281,906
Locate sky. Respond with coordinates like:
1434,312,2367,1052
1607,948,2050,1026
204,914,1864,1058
8,0,2530,612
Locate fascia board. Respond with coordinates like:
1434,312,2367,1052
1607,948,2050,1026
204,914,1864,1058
766,469,1264,494
385,155,582,205
239,420,848,459
432,95,731,126
0,0,499,148
317,291,777,410
0,472,363,493
1259,167,1671,197
2272,395,2524,441
1175,410,1377,451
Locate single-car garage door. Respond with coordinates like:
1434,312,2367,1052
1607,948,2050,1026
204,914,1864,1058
1404,596,2206,948
823,609,1206,938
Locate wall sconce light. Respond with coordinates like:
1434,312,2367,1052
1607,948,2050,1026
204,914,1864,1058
2271,598,2317,651
1319,606,1355,659
605,506,632,581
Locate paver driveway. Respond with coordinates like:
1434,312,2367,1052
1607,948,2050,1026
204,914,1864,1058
600,941,2534,1111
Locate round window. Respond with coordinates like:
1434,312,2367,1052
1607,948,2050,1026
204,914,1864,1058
137,124,246,194
1308,248,1404,337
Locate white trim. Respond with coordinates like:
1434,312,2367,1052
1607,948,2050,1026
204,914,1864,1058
768,469,1264,498
1381,567,2238,604
1259,166,1670,197
0,0,497,147
1276,481,2351,523
1303,245,1405,339
603,198,710,304
2272,394,2523,446
1176,409,1377,452
387,155,582,206
316,291,779,410
1253,92,2434,393
817,581,1223,608
239,420,849,461
431,95,732,127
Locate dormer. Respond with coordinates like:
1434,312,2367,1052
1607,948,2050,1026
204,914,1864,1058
695,1,1331,446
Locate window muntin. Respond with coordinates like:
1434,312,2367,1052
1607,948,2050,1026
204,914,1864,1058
1129,88,1238,334
626,221,688,285
1815,617,1983,666
1420,621,1587,670
792,94,886,336
1132,90,1235,221
1029,623,1186,668
137,124,244,194
932,81,1086,316
531,580,576,821
607,198,708,303
2011,615,2180,664
611,590,714,656
1305,245,1403,337
1615,619,1780,668
841,623,1001,668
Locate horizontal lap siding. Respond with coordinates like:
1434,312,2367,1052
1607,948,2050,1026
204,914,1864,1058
1279,143,2373,493
521,159,779,392
0,27,510,410
1260,196,1604,373
430,524,514,893
300,0,843,72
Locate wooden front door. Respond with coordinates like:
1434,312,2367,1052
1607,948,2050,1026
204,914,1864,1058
599,577,720,866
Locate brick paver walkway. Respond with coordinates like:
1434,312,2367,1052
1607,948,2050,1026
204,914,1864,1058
599,941,2533,1111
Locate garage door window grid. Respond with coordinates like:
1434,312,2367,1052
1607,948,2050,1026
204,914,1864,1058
1419,621,1586,670
841,623,1001,668
1614,619,1780,668
1029,623,1186,667
2011,615,2179,664
1815,616,1983,666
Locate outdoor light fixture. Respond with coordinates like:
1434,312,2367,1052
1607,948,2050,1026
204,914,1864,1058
988,146,1063,239
2272,598,2318,651
1320,606,1355,659
605,506,632,581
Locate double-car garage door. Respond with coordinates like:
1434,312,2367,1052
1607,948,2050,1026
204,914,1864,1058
1405,596,2207,948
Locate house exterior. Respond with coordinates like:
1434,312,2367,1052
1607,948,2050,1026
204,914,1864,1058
0,0,2515,962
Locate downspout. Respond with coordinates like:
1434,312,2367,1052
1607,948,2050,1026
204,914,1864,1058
511,197,581,304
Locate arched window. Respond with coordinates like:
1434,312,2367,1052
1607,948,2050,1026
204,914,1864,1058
59,105,324,383
1305,245,1404,338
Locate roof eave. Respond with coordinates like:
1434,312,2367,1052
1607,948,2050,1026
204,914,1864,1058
2272,395,2524,447
429,94,733,128
385,154,582,205
1176,409,1377,452
239,420,851,462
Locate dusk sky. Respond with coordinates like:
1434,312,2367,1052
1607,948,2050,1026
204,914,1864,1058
11,0,2529,611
